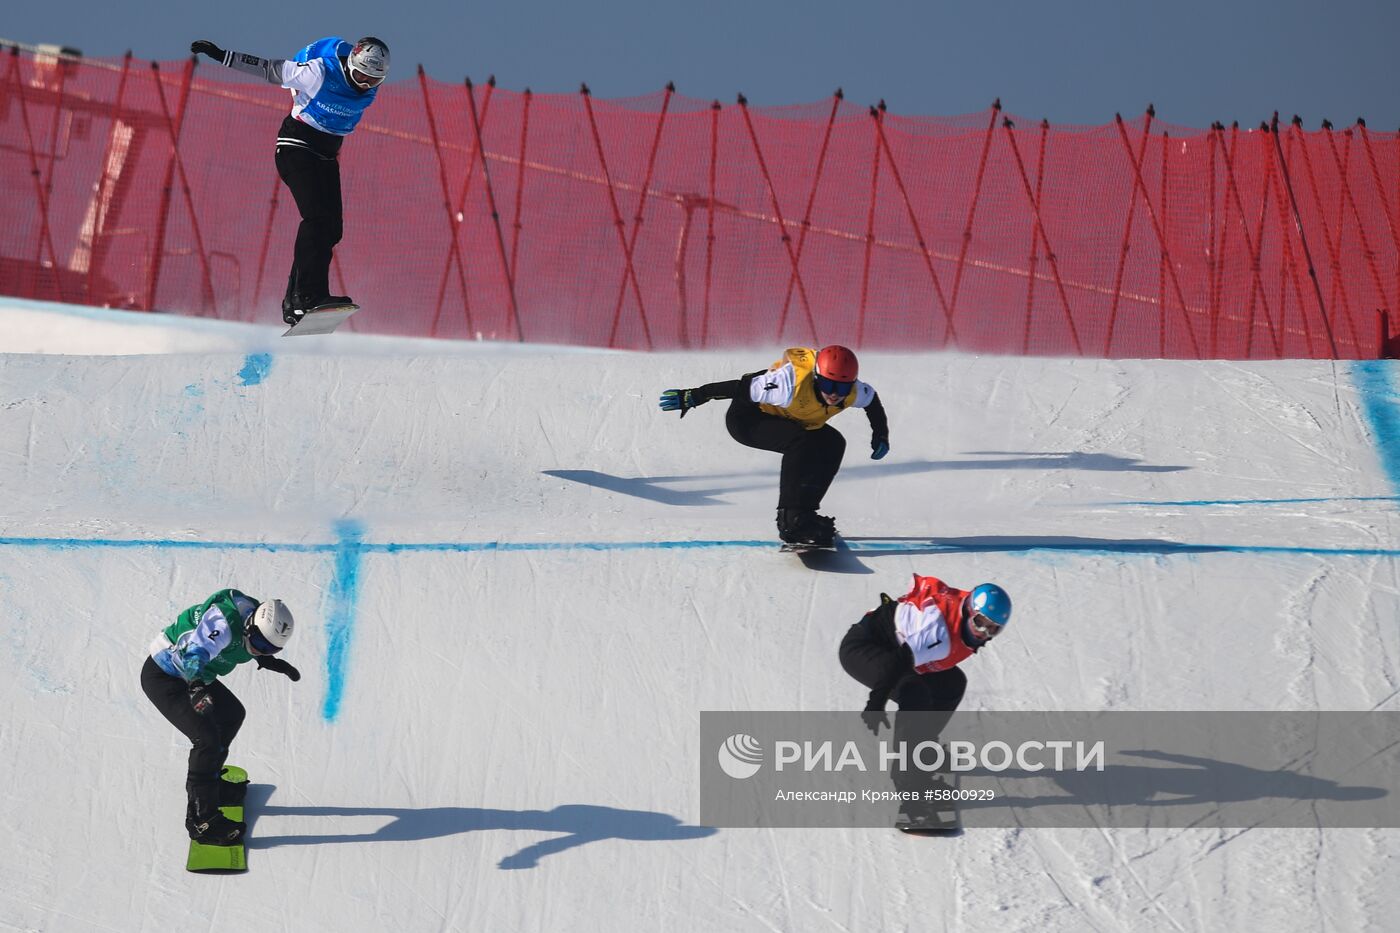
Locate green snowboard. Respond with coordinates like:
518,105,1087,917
185,765,248,873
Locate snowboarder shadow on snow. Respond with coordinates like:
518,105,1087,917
782,533,1238,575
545,452,1187,507
242,791,716,870
953,749,1387,825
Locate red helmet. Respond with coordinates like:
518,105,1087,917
815,345,859,383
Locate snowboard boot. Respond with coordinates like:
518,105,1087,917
282,294,308,326
187,810,245,845
218,767,248,806
186,781,245,845
777,508,836,547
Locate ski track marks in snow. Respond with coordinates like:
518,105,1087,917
2,307,1400,931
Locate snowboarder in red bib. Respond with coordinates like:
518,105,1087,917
140,590,300,845
189,36,389,324
839,574,1011,831
658,345,889,548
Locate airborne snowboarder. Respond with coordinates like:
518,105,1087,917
189,35,390,324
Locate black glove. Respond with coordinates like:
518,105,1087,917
256,655,301,682
871,434,889,460
861,709,890,737
658,388,704,418
188,680,215,715
190,40,226,61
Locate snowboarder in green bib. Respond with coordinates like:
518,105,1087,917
140,590,301,845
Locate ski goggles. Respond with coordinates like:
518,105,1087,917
968,612,1004,642
350,68,384,90
246,626,282,656
814,374,854,398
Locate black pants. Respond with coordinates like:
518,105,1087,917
725,400,846,510
275,145,344,303
140,657,245,805
840,613,966,797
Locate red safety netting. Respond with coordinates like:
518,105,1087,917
3,47,1398,358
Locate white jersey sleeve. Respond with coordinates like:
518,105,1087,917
748,361,797,407
893,601,954,669
851,380,876,409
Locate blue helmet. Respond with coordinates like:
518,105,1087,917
964,583,1011,644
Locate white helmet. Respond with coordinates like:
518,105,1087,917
347,36,390,85
247,599,295,654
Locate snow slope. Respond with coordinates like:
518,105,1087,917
2,298,1399,932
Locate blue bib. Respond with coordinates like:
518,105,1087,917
293,37,378,136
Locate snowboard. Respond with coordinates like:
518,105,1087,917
779,535,841,556
779,542,838,555
895,774,963,837
185,765,249,873
282,302,360,337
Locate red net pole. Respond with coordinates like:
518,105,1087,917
675,196,696,348
1239,126,1281,358
874,100,955,346
737,94,818,344
85,51,134,307
1264,121,1317,356
157,60,217,315
1291,120,1361,351
418,66,474,335
1324,124,1390,321
946,100,1001,344
607,83,673,349
1208,125,1219,355
1005,117,1083,355
582,84,652,349
38,53,71,276
509,88,532,285
144,59,196,313
1020,119,1049,355
1103,107,1155,356
1111,114,1199,357
429,78,495,337
856,106,883,348
8,48,66,303
1158,130,1169,357
251,174,281,320
1357,121,1400,328
467,77,523,342
776,89,842,342
700,100,719,349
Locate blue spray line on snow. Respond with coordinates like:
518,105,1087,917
323,520,364,722
1090,496,1400,507
236,353,273,386
1353,361,1400,496
10,536,1400,559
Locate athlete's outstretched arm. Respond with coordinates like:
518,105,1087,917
191,40,295,87
866,392,890,459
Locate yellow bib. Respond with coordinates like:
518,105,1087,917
758,347,857,430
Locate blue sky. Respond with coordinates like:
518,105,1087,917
6,0,1398,128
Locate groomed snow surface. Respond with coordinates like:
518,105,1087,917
3,297,1399,932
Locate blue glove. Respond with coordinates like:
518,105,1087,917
176,645,210,680
659,388,702,418
871,436,890,460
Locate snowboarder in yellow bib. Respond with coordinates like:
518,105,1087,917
659,346,889,548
